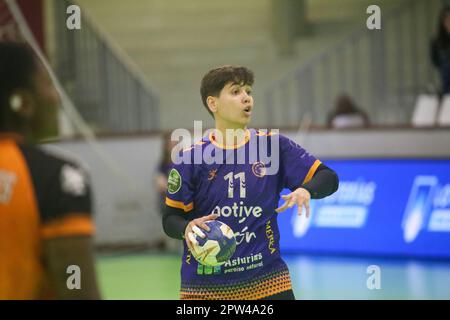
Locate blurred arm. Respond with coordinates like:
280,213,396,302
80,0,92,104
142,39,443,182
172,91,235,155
430,40,440,68
155,173,168,196
42,234,101,300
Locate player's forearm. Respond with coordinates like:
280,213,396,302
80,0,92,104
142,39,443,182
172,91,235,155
302,164,339,199
42,236,101,300
162,205,189,240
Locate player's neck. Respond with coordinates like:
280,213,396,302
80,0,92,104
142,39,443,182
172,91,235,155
0,127,30,143
214,122,248,147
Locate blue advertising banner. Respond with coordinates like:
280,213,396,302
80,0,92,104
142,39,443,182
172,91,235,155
278,159,450,259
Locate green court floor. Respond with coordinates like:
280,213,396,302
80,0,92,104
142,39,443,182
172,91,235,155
97,253,450,300
97,253,181,300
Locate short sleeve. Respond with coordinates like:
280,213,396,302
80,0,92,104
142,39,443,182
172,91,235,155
165,158,195,213
40,162,94,239
52,164,91,215
19,145,94,239
279,135,322,191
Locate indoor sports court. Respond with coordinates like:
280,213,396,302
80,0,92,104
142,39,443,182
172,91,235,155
96,253,450,299
1,0,449,300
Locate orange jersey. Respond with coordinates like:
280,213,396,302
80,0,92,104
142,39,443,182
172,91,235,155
0,135,94,299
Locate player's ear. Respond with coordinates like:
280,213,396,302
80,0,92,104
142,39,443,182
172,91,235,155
9,90,35,119
206,96,218,114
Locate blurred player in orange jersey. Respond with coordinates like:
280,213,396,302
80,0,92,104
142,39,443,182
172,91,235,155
0,41,101,299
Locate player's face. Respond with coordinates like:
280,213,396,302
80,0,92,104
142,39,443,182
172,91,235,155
445,12,450,34
213,82,253,129
29,63,60,139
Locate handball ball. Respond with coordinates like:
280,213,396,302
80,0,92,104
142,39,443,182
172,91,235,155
190,220,237,267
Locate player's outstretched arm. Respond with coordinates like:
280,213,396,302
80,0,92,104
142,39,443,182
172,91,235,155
42,235,101,300
276,164,339,217
276,188,312,216
301,164,339,199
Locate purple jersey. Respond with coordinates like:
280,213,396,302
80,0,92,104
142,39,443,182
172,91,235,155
166,129,321,299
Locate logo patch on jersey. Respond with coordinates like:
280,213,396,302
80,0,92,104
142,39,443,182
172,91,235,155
266,220,277,254
252,162,266,178
207,169,218,181
0,170,17,204
61,165,87,196
168,168,182,194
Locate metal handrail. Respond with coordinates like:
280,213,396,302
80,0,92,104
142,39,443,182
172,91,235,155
53,0,160,133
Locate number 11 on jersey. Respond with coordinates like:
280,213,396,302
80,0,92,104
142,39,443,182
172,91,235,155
224,172,246,199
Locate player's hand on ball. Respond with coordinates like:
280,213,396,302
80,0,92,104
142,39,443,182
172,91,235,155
275,187,311,217
184,213,218,252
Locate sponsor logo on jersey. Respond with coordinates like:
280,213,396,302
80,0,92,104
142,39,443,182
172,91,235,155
61,165,87,196
211,202,263,223
252,161,266,178
0,170,16,204
266,220,277,254
224,253,263,268
234,225,257,245
168,168,182,194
